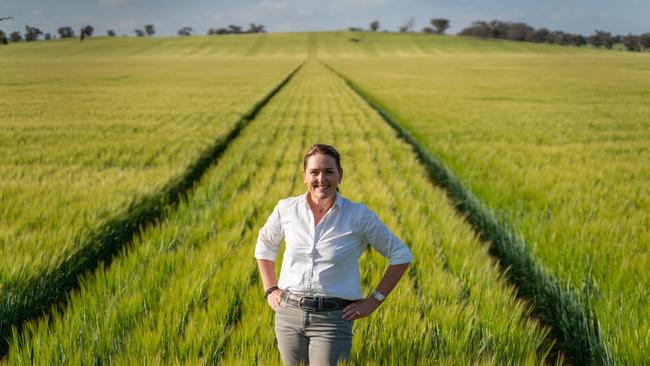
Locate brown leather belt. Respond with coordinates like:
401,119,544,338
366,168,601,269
281,291,354,311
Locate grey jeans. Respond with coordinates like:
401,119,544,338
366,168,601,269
274,298,354,365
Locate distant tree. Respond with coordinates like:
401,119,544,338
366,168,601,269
489,20,511,39
560,33,587,47
611,34,623,43
144,24,155,36
208,27,231,35
24,25,43,41
107,29,116,37
80,25,93,41
57,26,75,38
589,30,613,49
9,30,21,42
44,32,52,40
421,27,435,34
505,22,533,41
639,32,650,50
134,29,146,37
228,24,242,34
82,25,94,37
559,32,574,45
247,23,266,33
348,27,362,32
623,34,641,51
399,17,415,32
430,18,449,34
177,26,193,36
459,20,490,38
370,20,380,32
0,30,8,44
527,27,550,42
544,30,563,44
568,34,586,47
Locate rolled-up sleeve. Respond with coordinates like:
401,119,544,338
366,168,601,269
362,209,413,265
255,203,284,261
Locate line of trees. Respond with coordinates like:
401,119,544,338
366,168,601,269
133,24,155,37
352,18,451,34
1,21,268,44
2,18,649,52
0,24,103,44
622,33,650,51
206,23,266,35
458,20,650,51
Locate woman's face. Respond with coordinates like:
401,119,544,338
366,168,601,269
303,153,342,202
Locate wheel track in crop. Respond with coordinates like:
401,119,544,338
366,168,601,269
347,109,504,359
308,32,317,58
322,61,613,365
203,120,298,365
0,61,305,359
338,86,538,362
106,114,288,363
246,34,266,57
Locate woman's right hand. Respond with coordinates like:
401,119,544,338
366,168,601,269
267,289,283,311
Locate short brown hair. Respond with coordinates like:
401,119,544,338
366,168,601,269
303,144,342,173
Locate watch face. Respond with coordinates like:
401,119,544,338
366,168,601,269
373,291,385,301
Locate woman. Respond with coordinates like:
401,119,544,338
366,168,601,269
255,144,413,365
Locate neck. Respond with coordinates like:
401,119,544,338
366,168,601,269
306,192,335,213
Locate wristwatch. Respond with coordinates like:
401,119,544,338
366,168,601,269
371,290,386,302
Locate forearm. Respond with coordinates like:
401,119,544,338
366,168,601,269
256,259,278,291
374,262,410,299
343,262,410,320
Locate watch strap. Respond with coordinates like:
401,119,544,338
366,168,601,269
371,290,386,302
264,285,279,299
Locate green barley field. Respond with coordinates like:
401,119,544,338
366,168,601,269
0,32,648,365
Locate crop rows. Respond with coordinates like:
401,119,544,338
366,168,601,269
0,50,301,353
324,53,649,364
5,61,554,364
4,33,644,364
0,56,297,276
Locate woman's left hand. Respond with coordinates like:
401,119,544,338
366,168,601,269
342,296,381,321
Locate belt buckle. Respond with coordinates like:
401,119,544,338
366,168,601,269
298,296,320,311
298,296,313,311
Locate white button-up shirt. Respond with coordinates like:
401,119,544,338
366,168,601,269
255,192,413,300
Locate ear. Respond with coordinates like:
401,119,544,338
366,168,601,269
338,168,343,183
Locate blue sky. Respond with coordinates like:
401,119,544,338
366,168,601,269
1,0,648,37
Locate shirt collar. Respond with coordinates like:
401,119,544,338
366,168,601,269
302,192,342,210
